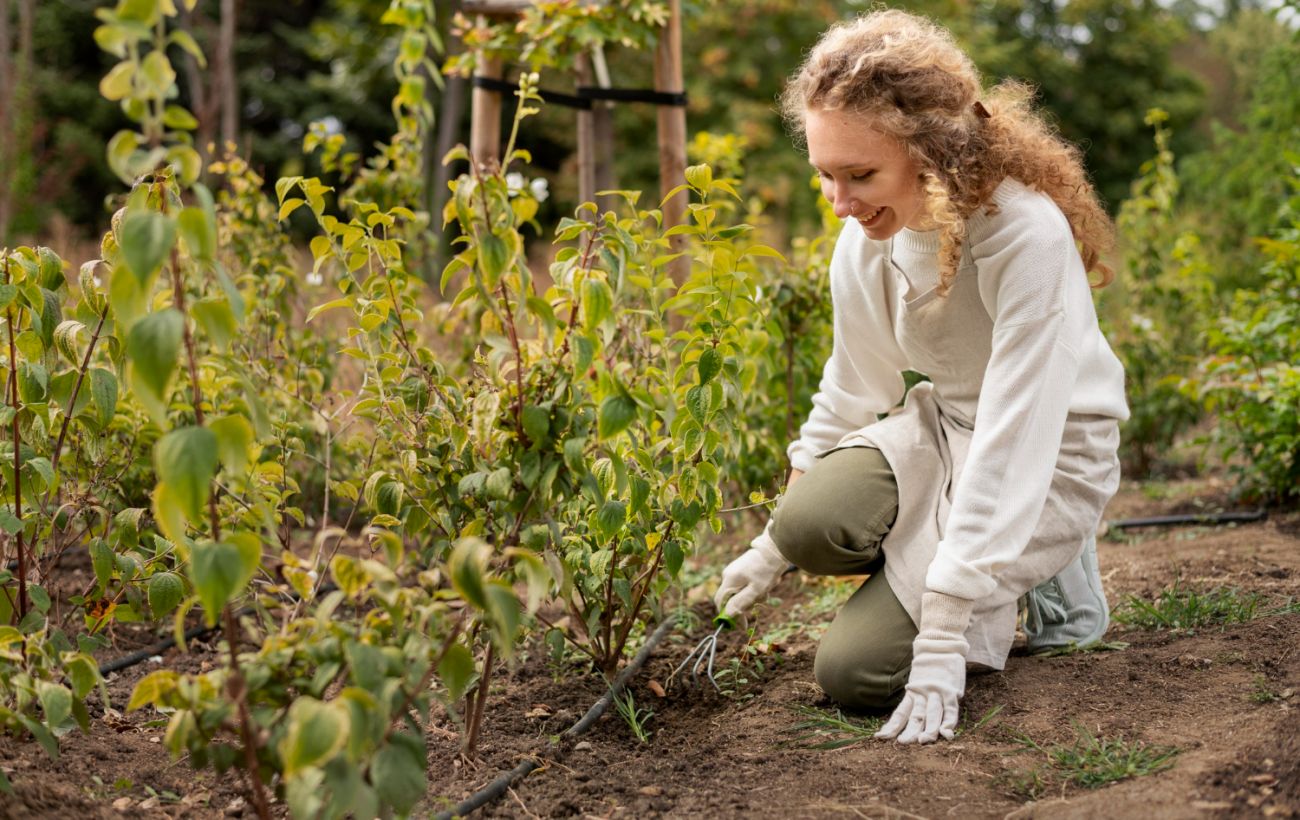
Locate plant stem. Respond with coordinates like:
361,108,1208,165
50,305,109,477
463,640,495,758
223,605,272,820
496,281,527,444
5,255,28,624
383,613,466,745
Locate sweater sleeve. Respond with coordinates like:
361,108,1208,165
787,222,910,473
922,198,1091,601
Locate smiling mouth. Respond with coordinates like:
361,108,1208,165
858,206,885,226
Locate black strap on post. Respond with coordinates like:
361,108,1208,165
471,75,688,109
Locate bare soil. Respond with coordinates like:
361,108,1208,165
3,477,1298,819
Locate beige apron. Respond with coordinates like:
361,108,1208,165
828,240,1121,669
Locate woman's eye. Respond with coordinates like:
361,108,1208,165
851,171,873,181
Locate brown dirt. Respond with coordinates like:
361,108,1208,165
3,478,1299,819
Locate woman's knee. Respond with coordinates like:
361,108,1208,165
770,448,898,575
814,638,909,711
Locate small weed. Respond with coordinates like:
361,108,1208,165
1113,578,1261,631
996,766,1050,800
958,703,1005,736
611,688,653,743
1009,724,1180,789
780,705,884,750
1249,676,1281,704
1033,640,1130,658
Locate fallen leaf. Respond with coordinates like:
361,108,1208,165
647,679,666,698
525,704,553,719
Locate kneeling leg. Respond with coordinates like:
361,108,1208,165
814,570,917,711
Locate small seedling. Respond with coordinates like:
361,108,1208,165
958,703,1005,736
1010,723,1180,789
611,688,653,743
1113,578,1261,631
780,705,884,750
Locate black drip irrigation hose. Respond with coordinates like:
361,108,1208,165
98,584,340,677
433,616,679,820
1107,509,1267,530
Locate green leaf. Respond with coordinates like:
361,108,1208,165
595,500,627,539
99,61,135,101
697,348,723,384
209,415,253,478
154,426,218,523
28,584,51,613
177,206,215,262
448,537,489,609
686,384,709,425
581,276,613,331
128,669,179,711
306,297,352,323
126,308,183,422
478,231,510,283
89,368,118,429
522,405,550,447
371,732,426,815
37,682,72,727
53,320,87,364
438,642,474,702
281,697,349,777
162,105,198,130
598,394,637,440
191,297,238,349
120,211,177,286
148,572,184,618
65,654,99,699
91,539,116,587
188,536,261,626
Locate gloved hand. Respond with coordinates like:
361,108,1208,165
875,591,973,744
713,525,788,619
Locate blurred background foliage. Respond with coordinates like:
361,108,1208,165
2,0,1298,495
2,0,1289,246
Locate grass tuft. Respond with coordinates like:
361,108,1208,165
1112,578,1262,631
1033,640,1130,658
780,705,884,750
1008,723,1180,790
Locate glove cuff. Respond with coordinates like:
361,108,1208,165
749,524,789,572
915,591,974,656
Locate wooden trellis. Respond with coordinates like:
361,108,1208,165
461,0,689,270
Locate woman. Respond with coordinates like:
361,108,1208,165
713,10,1128,745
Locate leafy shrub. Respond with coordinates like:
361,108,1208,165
1183,171,1300,503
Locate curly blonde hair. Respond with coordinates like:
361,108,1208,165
780,9,1115,293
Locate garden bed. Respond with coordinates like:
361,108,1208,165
3,477,1299,818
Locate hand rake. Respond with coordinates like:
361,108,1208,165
668,613,736,692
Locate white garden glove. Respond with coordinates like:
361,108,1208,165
713,525,788,619
875,592,974,744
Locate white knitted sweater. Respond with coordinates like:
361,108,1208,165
786,179,1129,633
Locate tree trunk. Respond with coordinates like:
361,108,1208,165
653,0,687,284
218,0,238,150
180,3,215,171
0,0,14,244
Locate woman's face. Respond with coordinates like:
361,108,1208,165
804,107,928,240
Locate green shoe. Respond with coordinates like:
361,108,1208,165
1022,536,1109,652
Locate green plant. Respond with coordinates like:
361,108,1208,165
1103,109,1206,477
1010,724,1180,789
1182,169,1300,504
780,705,884,751
1032,640,1130,658
1249,676,1282,704
1113,579,1262,631
611,687,653,743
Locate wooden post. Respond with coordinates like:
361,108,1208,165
575,55,596,207
653,0,687,283
470,45,504,174
589,45,616,213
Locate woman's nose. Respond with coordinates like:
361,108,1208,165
832,193,857,219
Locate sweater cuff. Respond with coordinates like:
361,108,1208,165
924,546,1000,601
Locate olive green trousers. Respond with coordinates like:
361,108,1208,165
770,447,917,710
